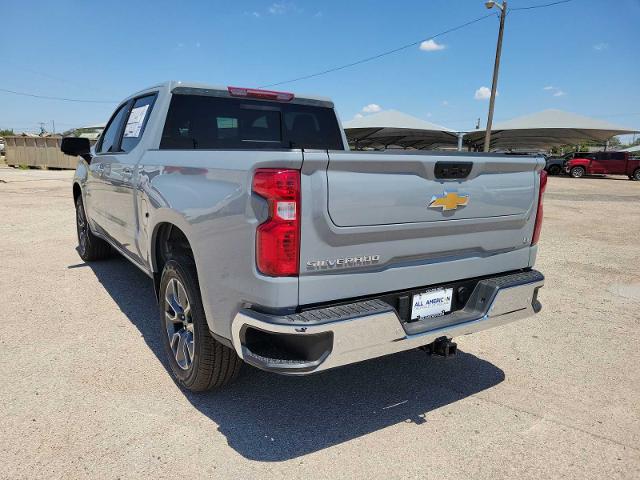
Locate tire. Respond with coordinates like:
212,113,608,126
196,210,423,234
570,166,586,178
632,169,640,181
75,196,111,261
548,165,561,176
159,258,241,392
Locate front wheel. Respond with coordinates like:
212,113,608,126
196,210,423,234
159,258,241,392
570,166,586,178
75,196,111,261
631,168,640,181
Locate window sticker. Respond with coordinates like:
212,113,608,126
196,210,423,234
123,104,150,138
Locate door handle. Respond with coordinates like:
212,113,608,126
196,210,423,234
123,167,132,175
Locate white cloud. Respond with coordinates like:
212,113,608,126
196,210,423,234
593,42,608,51
269,2,286,14
353,113,364,119
269,2,300,14
361,103,382,113
419,39,446,52
195,41,201,48
314,11,323,18
543,85,566,97
474,86,496,100
252,11,261,17
441,100,449,106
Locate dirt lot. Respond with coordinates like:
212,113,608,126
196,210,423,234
1,166,639,479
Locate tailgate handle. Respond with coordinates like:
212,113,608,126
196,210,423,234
434,162,473,179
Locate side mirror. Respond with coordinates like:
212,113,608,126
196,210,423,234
61,137,92,163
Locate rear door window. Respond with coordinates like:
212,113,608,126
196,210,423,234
160,94,343,150
121,94,157,152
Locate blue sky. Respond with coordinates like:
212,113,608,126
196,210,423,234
2,0,639,137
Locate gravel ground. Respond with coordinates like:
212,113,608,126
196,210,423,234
1,166,639,479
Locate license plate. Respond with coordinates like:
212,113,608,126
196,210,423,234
411,288,453,320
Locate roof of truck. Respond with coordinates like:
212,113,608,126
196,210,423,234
125,81,334,106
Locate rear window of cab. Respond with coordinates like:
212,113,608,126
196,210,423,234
160,94,343,151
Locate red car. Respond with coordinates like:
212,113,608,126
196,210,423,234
565,151,640,180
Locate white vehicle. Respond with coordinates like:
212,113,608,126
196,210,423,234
62,81,546,392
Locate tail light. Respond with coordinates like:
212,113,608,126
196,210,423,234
531,169,547,246
252,169,300,276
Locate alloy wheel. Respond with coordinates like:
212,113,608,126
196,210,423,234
76,202,88,256
164,278,195,370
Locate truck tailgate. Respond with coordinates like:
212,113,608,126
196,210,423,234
298,151,544,306
327,153,535,226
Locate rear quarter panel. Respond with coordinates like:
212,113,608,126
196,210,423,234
138,150,303,340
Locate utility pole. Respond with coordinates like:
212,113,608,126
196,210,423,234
51,120,56,135
483,1,507,153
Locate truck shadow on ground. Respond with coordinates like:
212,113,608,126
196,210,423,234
74,255,505,462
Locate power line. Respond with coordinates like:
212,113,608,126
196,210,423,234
259,0,574,88
259,13,496,88
0,87,117,104
511,0,573,12
0,0,576,100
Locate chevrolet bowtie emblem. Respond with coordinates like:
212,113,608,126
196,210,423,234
428,191,469,211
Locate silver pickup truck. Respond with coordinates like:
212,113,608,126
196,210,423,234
62,81,546,392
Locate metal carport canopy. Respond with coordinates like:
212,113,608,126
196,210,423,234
464,109,639,150
343,110,459,149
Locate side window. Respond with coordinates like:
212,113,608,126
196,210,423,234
611,152,625,160
121,94,157,152
97,104,129,154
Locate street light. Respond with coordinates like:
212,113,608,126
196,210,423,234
483,0,507,153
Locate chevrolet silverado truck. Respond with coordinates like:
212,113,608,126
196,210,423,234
565,151,640,180
62,81,546,392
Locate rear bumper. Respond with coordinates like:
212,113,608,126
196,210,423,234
230,270,544,375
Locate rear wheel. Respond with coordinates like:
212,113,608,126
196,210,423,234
570,166,586,178
548,165,561,176
159,258,241,391
632,168,640,181
75,196,110,261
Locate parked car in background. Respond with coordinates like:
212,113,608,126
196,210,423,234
0,138,5,155
545,152,588,175
565,151,640,180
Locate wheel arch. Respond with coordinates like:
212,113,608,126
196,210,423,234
150,219,197,300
